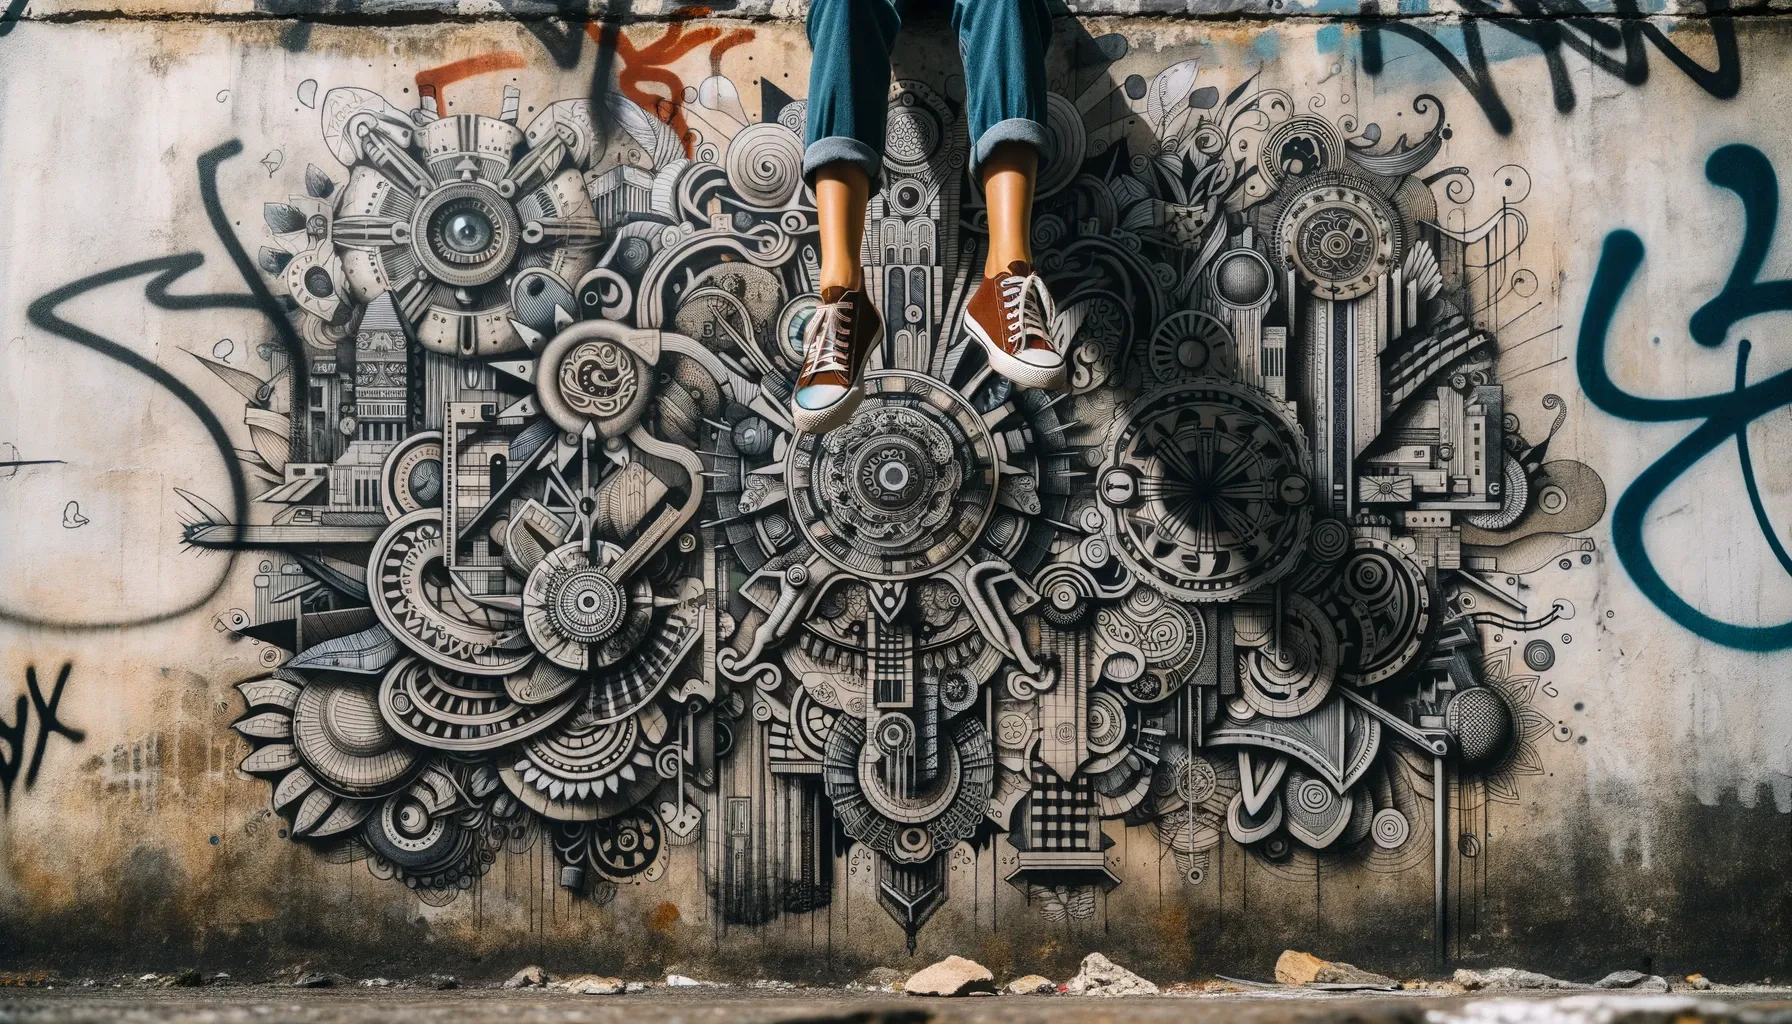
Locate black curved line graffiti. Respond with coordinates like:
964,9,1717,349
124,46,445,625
1359,0,1740,136
4,140,306,631
0,663,84,811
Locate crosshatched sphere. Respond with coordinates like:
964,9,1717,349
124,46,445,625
1213,249,1273,308
1446,687,1515,767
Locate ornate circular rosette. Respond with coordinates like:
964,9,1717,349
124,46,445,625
1147,310,1234,383
535,322,652,435
589,808,663,878
369,509,533,675
725,122,804,209
499,701,663,822
787,371,999,581
522,542,654,671
1099,378,1312,602
1273,172,1403,300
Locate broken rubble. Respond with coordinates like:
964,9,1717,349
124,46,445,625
1006,974,1056,994
1686,974,1713,991
1453,967,1587,991
502,966,551,990
861,967,907,990
1596,970,1670,993
1274,950,1397,988
553,974,624,995
1065,953,1159,997
902,956,996,997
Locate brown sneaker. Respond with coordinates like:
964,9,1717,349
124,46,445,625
965,260,1065,390
792,284,883,434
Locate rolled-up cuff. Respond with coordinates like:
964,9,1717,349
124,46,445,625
971,117,1050,175
804,136,884,191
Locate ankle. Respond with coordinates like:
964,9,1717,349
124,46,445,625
819,264,863,294
984,250,1032,278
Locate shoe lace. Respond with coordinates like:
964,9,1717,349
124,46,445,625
1000,275,1051,349
805,302,855,376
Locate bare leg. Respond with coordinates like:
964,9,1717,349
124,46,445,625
815,161,870,293
981,141,1038,276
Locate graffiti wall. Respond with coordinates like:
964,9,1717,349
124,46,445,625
1,1,1786,981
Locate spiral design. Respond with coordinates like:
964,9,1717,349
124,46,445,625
725,123,804,209
558,340,640,419
1372,808,1410,850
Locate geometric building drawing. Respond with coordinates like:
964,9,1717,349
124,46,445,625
190,43,1605,949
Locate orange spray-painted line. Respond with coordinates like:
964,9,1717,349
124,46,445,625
415,52,530,112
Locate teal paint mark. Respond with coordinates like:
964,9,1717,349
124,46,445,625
1577,145,1792,650
1315,24,1344,56
1248,29,1282,63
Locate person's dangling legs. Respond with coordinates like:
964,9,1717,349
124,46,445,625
956,0,1065,391
796,0,1062,435
793,0,900,435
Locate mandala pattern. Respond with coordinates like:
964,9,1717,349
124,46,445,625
201,54,1603,947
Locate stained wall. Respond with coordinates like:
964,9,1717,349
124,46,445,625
0,0,1787,983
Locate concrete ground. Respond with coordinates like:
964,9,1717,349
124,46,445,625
7,987,1792,1024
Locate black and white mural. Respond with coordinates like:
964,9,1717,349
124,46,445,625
189,42,1609,950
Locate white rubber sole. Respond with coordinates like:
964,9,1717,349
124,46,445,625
790,315,883,435
965,315,1067,391
791,383,864,436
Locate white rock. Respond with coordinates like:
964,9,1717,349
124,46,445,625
1064,954,1159,997
502,966,550,989
1006,974,1056,994
1453,967,1586,991
903,956,996,997
1595,970,1670,993
555,974,623,995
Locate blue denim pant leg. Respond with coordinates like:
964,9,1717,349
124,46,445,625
804,0,1052,185
803,0,903,187
953,0,1053,175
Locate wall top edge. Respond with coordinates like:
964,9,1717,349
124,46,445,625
0,0,1770,26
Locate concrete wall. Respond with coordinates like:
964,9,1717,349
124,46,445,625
1,0,1787,984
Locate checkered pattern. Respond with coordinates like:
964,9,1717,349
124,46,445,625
1028,764,1095,851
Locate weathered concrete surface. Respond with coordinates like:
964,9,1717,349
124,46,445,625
8,988,1792,1024
0,1,1773,24
0,0,1787,989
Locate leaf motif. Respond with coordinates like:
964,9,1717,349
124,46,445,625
304,163,336,200
263,202,306,234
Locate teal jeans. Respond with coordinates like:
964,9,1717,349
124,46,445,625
803,0,1053,186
